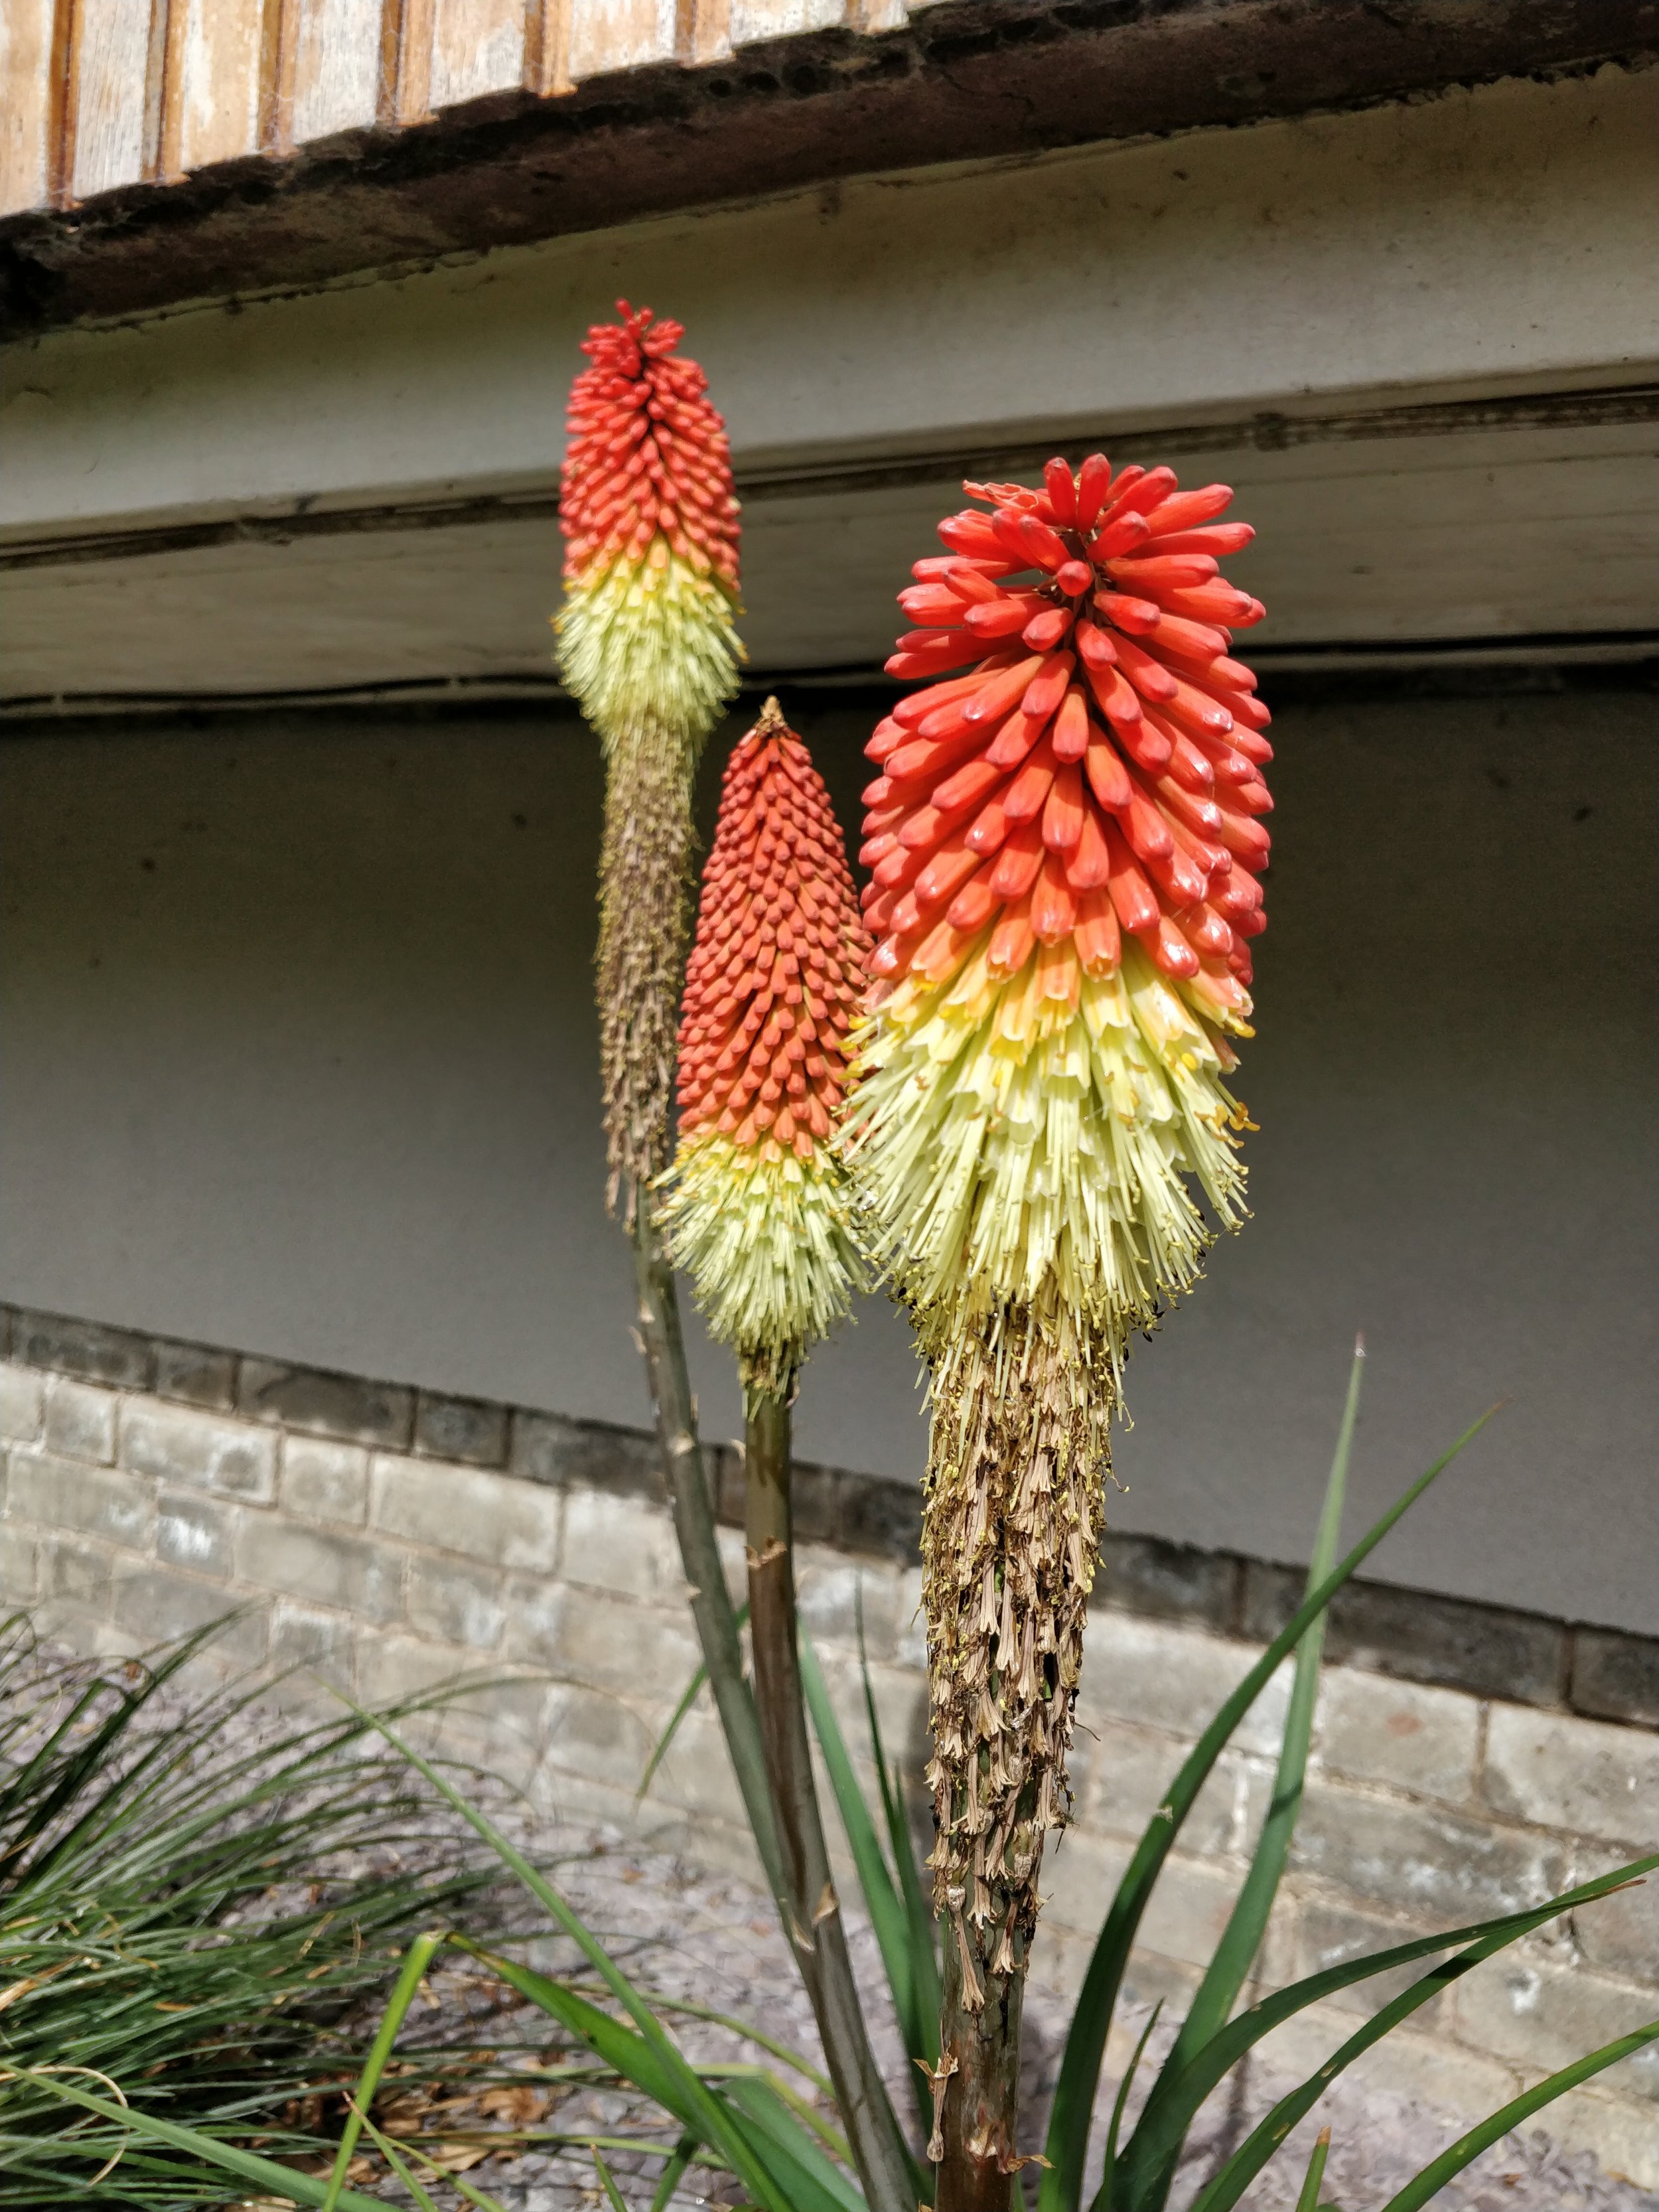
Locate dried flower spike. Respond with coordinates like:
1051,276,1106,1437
659,699,870,1400
844,457,1272,2078
555,301,745,1211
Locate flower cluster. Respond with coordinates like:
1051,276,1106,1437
851,459,1271,1366
843,455,1272,2001
659,700,869,1399
555,303,746,1211
556,301,743,754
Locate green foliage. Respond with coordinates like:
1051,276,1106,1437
24,1370,1656,2207
0,1617,498,2205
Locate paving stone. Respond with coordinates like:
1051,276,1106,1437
43,1378,118,1465
547,1417,660,1502
1297,1895,1457,2021
156,1489,237,1579
1457,1954,1659,2101
1571,1627,1659,1729
545,1584,702,1701
0,1524,38,1600
560,1485,681,1601
792,1555,903,1660
1483,1703,1658,1848
1242,1564,1567,1708
1084,1611,1293,1757
1315,1666,1480,1804
121,1402,277,1502
240,1358,413,1449
269,1602,357,1692
505,1409,584,1487
10,1309,152,1389
236,1519,405,1622
42,1534,114,1607
1100,1530,1241,1631
837,1469,922,1564
356,1631,488,1710
110,1566,265,1663
372,1452,561,1572
1074,1715,1268,1860
406,1552,508,1649
1041,1824,1134,1938
1572,1845,1659,1984
541,1681,658,1797
153,1340,238,1411
1291,1780,1570,1923
644,1704,750,1830
0,1364,44,1445
414,1392,510,1468
712,1441,745,1528
281,1436,370,1525
7,1451,153,1551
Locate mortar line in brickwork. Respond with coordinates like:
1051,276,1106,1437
1,1301,1654,1730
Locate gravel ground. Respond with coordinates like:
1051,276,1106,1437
349,1806,1654,2212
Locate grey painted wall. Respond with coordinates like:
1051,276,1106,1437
2,687,1654,1630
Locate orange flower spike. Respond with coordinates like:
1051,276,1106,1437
658,700,869,1400
842,456,1272,1988
554,302,746,1216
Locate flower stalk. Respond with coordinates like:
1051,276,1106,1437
846,457,1272,2204
660,699,917,2209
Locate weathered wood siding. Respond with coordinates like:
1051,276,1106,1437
0,0,948,218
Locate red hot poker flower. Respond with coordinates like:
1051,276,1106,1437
659,699,870,1397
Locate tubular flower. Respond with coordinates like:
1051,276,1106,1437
843,457,1271,2004
658,699,870,1401
555,301,745,1212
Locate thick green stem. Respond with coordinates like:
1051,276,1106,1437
745,1386,920,2212
937,1906,1025,2211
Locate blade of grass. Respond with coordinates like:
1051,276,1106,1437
1133,1347,1364,2211
798,1633,915,2030
4,2071,392,2211
1295,2128,1333,2212
1039,1404,1498,2212
342,2098,446,2212
322,1930,448,2212
719,2072,869,2212
651,2133,699,2211
858,1586,942,2081
1376,2021,1659,2211
593,2146,630,2212
1145,1856,1658,2207
637,1606,750,1803
348,1707,784,2207
1089,2000,1163,2212
649,1996,832,2097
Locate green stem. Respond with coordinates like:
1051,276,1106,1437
629,1211,787,1909
745,1385,922,2212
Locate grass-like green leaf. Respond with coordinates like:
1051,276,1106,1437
1294,2128,1333,2212
1039,1404,1498,2212
352,1703,845,2209
857,1587,942,2081
0,1618,501,2204
1126,1349,1364,2209
1163,1857,1658,2211
1374,2018,1659,2212
798,1631,930,2105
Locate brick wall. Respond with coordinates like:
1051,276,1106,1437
1,1303,1654,2183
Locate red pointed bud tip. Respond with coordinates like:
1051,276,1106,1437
559,299,740,590
676,699,871,1161
861,460,1269,1011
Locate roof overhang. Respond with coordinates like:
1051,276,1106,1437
3,0,1656,336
